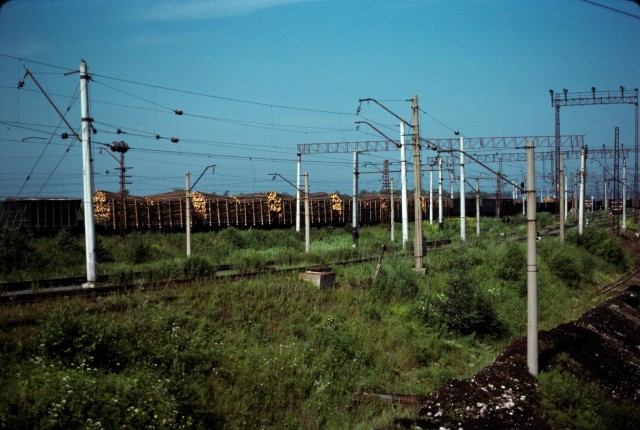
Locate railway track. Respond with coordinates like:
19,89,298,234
0,257,374,305
0,237,455,305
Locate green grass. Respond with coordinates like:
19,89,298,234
0,220,633,428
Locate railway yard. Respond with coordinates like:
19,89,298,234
0,213,640,429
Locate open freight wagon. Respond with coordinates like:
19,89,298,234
92,190,421,232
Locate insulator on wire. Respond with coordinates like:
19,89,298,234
156,134,161,140
61,132,69,139
170,137,179,143
110,141,129,153
174,109,183,116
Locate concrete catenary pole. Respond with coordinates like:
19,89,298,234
559,153,564,244
80,60,97,286
459,136,466,242
449,169,454,200
564,174,568,221
390,178,395,242
579,146,588,235
526,141,538,377
305,172,310,253
296,153,301,233
475,177,480,236
400,123,409,249
438,157,444,230
352,150,359,248
411,95,424,270
186,171,191,257
572,172,578,223
603,144,608,211
623,157,627,231
429,166,434,225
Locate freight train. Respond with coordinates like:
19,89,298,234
0,190,550,235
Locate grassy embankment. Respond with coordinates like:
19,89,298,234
0,213,632,429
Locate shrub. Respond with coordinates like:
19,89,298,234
0,361,189,430
196,234,232,264
0,227,35,274
36,303,95,360
539,362,640,429
418,256,504,337
183,256,214,278
53,229,78,253
122,233,150,264
217,227,245,249
495,241,526,294
370,257,419,301
543,243,591,289
568,226,627,270
234,250,269,273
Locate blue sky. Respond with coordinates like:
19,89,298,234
1,0,639,200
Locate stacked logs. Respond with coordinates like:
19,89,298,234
330,192,343,213
92,190,423,232
93,190,113,224
94,190,149,230
190,191,208,220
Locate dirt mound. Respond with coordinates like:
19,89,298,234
391,287,640,429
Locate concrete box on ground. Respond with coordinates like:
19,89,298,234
299,268,336,290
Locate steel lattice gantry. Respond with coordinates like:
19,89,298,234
297,135,584,155
550,87,638,220
297,135,585,200
425,147,632,165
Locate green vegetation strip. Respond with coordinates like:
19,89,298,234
0,214,633,429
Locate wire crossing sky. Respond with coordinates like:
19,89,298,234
0,0,638,199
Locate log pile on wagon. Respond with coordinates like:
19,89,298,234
88,189,423,233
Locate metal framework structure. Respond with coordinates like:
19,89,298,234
381,160,390,192
425,147,632,164
550,87,638,220
297,135,584,155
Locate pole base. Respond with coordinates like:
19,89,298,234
82,281,96,289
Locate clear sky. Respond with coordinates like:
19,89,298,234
1,0,639,200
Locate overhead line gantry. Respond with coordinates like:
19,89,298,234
550,87,638,220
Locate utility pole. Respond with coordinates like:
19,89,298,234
186,164,215,257
496,159,502,218
80,60,97,287
603,144,608,211
526,141,538,377
296,153,301,233
186,171,192,257
429,165,434,225
390,178,395,242
353,150,359,248
623,156,627,231
559,153,564,243
476,177,481,236
438,157,443,231
614,129,620,235
564,174,568,221
579,146,588,235
573,172,578,223
356,96,422,267
411,95,424,270
107,141,130,237
459,135,466,242
400,123,409,249
304,172,310,253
